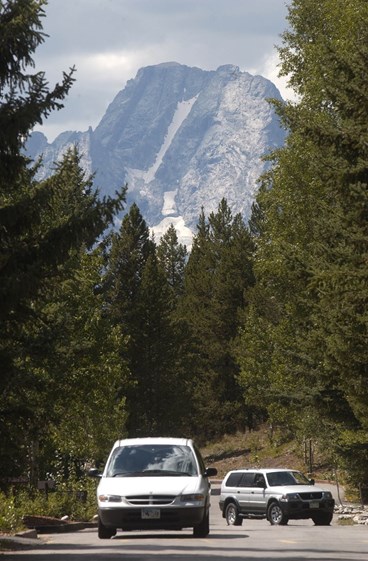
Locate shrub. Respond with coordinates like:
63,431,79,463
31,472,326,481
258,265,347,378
0,477,98,534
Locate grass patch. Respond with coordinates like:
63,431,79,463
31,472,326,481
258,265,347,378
201,425,331,479
202,425,299,459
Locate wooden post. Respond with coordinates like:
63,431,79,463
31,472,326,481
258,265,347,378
308,439,313,474
29,439,39,489
359,483,364,507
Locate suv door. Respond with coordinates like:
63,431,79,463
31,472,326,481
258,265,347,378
245,472,267,514
236,472,258,513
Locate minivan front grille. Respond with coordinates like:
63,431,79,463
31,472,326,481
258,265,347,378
126,495,176,506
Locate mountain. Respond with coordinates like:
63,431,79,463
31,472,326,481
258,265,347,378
27,62,286,247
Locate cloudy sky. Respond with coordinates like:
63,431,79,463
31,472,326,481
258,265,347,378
34,0,292,142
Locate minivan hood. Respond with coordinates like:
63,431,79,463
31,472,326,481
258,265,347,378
98,476,202,497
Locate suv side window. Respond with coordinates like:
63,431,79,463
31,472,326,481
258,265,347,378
238,472,257,487
225,472,243,487
254,473,266,487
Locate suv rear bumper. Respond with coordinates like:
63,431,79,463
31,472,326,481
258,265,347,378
99,506,205,530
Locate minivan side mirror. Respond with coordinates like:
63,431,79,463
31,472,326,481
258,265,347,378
309,478,315,485
88,467,102,478
204,467,218,478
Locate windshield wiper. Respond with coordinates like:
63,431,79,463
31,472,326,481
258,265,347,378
112,471,145,477
141,469,193,477
111,470,194,477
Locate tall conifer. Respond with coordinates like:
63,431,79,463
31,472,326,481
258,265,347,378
0,1,125,480
180,200,254,439
237,0,368,481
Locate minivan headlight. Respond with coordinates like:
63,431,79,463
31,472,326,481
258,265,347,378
180,493,204,503
98,494,122,503
322,491,333,499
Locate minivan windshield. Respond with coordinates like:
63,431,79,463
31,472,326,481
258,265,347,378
266,470,311,486
106,444,198,477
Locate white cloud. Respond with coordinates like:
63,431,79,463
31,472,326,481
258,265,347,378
33,0,292,141
253,51,299,102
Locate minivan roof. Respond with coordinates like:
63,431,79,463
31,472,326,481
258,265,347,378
113,437,193,448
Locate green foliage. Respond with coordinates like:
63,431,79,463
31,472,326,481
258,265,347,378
102,204,154,433
0,478,98,533
0,1,126,483
0,150,127,484
157,223,187,299
3,0,368,495
104,203,154,325
0,0,75,181
0,492,19,533
38,244,129,462
0,451,101,533
103,206,193,436
180,200,255,440
237,0,368,482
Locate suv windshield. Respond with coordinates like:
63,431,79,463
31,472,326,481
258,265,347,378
106,444,198,477
266,470,311,486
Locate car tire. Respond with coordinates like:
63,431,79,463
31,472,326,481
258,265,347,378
267,501,288,525
193,510,210,537
225,502,243,526
312,512,333,526
98,517,117,539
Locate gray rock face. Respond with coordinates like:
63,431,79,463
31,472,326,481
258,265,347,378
27,62,286,246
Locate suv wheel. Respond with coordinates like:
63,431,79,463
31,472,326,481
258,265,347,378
267,501,288,525
98,518,117,539
312,512,333,526
225,502,243,526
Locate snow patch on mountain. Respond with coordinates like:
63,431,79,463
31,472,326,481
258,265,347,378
162,190,178,216
125,95,199,244
144,95,198,183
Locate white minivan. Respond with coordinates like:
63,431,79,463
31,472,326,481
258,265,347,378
89,437,217,538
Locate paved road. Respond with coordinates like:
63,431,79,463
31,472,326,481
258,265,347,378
1,487,367,560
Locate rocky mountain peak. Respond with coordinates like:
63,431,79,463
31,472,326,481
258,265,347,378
27,62,286,247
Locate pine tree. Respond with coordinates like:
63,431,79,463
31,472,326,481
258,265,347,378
103,204,156,433
0,2,125,320
1,0,72,320
104,203,154,329
180,200,255,439
0,0,74,182
15,244,129,483
157,224,187,300
104,207,193,435
0,1,125,479
0,146,125,481
237,0,368,479
133,253,191,435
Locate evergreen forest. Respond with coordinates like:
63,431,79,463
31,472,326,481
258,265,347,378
1,0,368,495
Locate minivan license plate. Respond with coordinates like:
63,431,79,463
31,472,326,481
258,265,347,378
310,501,319,509
141,508,160,519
